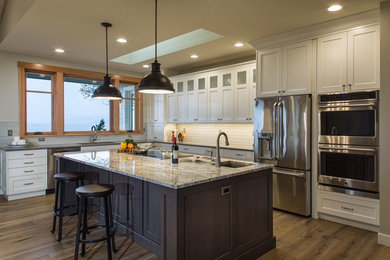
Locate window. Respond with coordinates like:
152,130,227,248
19,62,142,136
119,83,136,131
64,77,109,132
26,73,53,133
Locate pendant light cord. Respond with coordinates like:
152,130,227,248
106,25,109,76
154,0,158,63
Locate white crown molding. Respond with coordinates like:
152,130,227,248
250,9,379,50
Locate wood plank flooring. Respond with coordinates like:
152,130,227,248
0,194,389,260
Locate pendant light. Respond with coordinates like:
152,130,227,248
137,0,175,94
92,22,123,100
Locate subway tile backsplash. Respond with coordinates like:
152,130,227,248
167,124,254,150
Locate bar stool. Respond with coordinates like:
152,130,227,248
74,184,117,260
51,172,85,242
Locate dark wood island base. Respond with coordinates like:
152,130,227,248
57,156,275,259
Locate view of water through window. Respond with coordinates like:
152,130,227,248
64,77,110,131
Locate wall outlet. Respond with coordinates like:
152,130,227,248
7,129,13,136
38,137,45,142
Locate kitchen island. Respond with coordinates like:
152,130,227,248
55,150,275,260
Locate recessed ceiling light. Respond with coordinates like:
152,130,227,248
55,48,65,53
234,42,244,47
328,4,342,12
143,64,150,68
190,54,198,59
117,38,127,43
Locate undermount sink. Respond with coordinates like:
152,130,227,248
217,160,254,168
78,142,118,147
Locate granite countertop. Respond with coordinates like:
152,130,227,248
159,141,253,151
55,150,272,189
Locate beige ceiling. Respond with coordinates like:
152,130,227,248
0,0,380,76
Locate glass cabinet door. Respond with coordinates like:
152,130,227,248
209,75,218,89
222,73,232,87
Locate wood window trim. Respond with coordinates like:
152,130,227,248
18,62,143,137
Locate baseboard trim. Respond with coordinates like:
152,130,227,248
6,190,46,201
318,213,378,232
378,233,390,247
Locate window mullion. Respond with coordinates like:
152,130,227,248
56,72,64,135
19,67,27,137
113,79,120,133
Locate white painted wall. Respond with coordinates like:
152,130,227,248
379,0,390,247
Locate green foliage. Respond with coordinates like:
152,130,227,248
94,119,106,131
79,84,96,99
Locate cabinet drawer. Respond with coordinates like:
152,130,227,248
317,190,379,225
8,174,47,195
7,149,47,160
8,157,47,169
8,165,47,178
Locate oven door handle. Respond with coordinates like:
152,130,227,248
318,104,376,110
319,146,377,153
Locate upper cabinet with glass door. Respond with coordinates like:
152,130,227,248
234,66,252,122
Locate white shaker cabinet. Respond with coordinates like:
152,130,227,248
186,78,198,122
257,47,282,97
176,80,187,122
257,40,312,97
197,75,208,122
208,72,222,122
221,70,234,122
234,67,252,122
317,25,379,93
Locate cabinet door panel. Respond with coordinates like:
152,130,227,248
257,48,282,97
235,86,250,121
208,89,221,121
167,95,177,122
283,40,312,95
143,182,163,245
184,186,232,259
177,94,186,122
186,92,198,121
348,25,379,90
198,90,208,121
317,33,347,93
221,88,234,121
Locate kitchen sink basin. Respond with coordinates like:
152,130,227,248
218,161,254,168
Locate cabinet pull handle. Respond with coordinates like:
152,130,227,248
24,162,34,164
183,148,189,151
24,170,34,173
24,182,34,186
341,206,354,211
221,186,231,195
24,153,34,156
236,153,244,157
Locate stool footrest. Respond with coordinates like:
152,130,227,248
76,224,115,244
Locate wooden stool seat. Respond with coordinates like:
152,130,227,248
75,184,114,197
54,172,85,181
51,172,85,242
74,184,117,259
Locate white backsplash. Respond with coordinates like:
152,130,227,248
167,124,254,150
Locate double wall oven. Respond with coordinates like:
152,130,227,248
318,91,379,198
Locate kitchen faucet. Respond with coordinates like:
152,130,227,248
215,132,229,167
90,126,97,143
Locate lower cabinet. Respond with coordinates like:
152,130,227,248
317,189,379,227
1,149,48,200
147,123,164,141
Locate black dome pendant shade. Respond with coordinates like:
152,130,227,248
137,0,175,94
92,22,123,100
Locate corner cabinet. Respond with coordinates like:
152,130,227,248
257,40,313,97
317,25,379,93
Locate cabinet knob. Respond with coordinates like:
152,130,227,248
348,84,352,87
342,84,346,88
282,90,285,93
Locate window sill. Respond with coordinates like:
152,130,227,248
23,131,144,137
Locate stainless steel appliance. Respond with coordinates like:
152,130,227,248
47,146,81,193
318,91,379,146
318,91,379,198
254,94,311,216
318,144,378,197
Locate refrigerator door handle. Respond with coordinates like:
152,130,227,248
273,168,306,178
277,101,283,160
273,101,278,160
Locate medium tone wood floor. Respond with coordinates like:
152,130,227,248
1,194,390,260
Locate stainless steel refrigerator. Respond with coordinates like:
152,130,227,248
254,94,311,216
